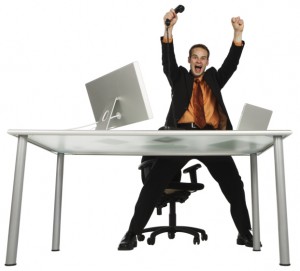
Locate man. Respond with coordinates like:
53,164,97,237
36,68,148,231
118,8,254,250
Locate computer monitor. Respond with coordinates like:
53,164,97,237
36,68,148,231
85,62,153,130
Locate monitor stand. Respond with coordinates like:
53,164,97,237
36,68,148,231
96,97,122,130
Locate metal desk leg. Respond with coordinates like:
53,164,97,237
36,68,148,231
273,136,290,266
52,153,64,251
250,153,261,251
5,136,28,266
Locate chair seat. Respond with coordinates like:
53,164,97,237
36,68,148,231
157,190,190,210
164,181,204,197
167,182,204,191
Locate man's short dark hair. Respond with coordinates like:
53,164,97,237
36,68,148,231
189,44,210,59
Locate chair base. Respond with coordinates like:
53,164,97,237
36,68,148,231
137,226,208,245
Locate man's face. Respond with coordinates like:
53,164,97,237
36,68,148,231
188,47,209,77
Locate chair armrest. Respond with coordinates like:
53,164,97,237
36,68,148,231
183,163,202,183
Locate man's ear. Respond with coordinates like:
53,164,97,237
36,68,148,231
188,57,191,64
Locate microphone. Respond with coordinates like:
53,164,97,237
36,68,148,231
165,5,185,26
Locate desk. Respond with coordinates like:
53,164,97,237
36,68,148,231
5,129,292,266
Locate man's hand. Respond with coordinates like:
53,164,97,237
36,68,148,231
231,16,244,33
231,16,244,44
164,9,178,29
163,9,178,40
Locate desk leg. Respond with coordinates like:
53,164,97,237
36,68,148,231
250,153,261,251
5,136,28,266
273,136,290,266
52,153,64,251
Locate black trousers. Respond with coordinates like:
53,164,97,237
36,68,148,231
128,125,251,235
128,155,251,235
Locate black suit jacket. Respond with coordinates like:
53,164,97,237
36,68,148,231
161,38,245,130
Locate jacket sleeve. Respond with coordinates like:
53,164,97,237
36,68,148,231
215,41,245,89
161,37,180,89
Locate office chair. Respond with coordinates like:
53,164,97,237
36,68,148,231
137,158,208,245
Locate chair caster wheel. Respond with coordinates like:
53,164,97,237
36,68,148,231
193,236,200,245
147,237,155,245
201,233,208,241
137,234,145,241
168,232,175,239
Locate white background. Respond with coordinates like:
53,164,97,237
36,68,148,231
1,0,299,270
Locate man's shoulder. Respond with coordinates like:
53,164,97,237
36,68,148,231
177,66,190,76
178,65,187,71
204,67,217,77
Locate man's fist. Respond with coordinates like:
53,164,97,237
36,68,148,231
231,16,244,32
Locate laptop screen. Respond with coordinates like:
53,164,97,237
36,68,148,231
237,103,272,131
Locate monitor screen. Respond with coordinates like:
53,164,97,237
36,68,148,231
85,62,153,130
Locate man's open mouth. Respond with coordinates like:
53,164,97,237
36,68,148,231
195,65,202,73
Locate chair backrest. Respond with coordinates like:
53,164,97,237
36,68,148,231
139,157,182,185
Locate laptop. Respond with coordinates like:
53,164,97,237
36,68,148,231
237,103,273,131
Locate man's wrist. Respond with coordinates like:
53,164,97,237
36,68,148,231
162,35,173,43
164,26,173,33
163,27,173,42
233,31,243,44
